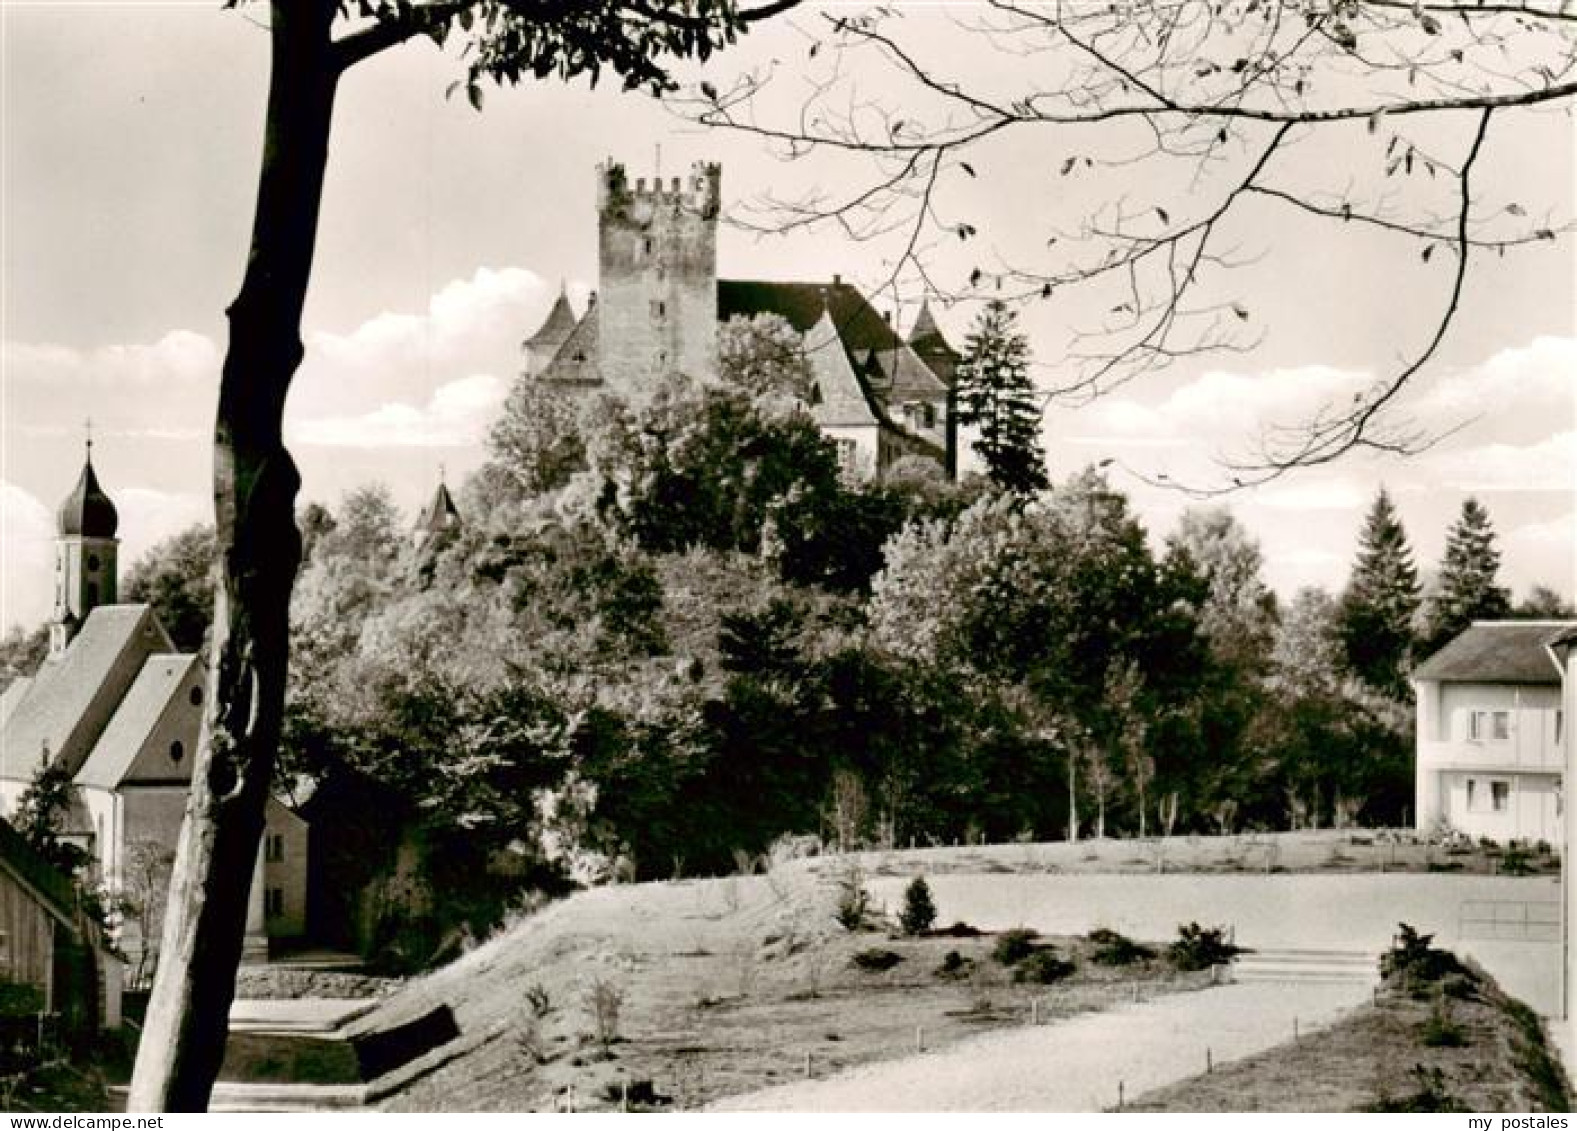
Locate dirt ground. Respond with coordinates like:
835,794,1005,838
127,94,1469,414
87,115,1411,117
363,861,1211,1112
1128,973,1571,1112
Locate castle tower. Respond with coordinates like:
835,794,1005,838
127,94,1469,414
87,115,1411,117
595,159,720,403
51,438,120,654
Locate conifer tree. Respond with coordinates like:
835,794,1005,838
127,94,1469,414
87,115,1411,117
1420,497,1511,657
954,300,1049,494
1337,488,1421,699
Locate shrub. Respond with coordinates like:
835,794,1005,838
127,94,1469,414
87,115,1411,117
584,978,624,1055
992,928,1039,966
932,921,982,938
1379,924,1478,995
900,876,937,936
834,862,870,931
1014,949,1075,984
934,950,975,980
1088,928,1155,966
524,983,553,1018
1370,1065,1466,1113
850,948,904,972
1500,845,1533,876
1168,922,1240,971
1419,996,1467,1048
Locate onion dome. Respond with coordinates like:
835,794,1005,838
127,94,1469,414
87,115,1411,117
57,447,118,538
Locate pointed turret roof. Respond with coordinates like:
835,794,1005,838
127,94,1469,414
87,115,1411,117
415,479,461,535
523,283,579,353
803,308,879,428
907,300,957,358
57,443,119,539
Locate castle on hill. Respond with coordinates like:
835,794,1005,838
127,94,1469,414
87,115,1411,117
522,161,962,481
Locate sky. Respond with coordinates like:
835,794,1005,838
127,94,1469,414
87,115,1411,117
2,2,1573,633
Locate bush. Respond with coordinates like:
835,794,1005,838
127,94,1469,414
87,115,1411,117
992,928,1039,966
934,950,975,980
900,876,937,936
1167,922,1240,971
584,978,624,1055
1419,997,1467,1048
851,948,904,972
1088,928,1155,966
1014,949,1075,984
1370,1065,1466,1113
1380,924,1479,995
1500,845,1533,876
932,921,982,938
834,862,870,931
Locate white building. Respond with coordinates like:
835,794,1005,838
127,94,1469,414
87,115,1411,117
1413,620,1574,844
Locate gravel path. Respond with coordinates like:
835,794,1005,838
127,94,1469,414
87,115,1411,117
710,981,1371,1112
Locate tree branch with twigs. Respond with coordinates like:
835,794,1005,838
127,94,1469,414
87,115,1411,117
685,0,1575,488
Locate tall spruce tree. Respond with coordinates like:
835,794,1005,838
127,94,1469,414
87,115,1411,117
1420,497,1511,657
1337,488,1421,699
954,300,1049,494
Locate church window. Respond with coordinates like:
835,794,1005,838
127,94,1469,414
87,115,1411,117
265,888,284,917
266,833,285,863
189,686,203,707
169,740,184,764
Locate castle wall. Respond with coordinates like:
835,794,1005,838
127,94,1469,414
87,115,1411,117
596,162,720,403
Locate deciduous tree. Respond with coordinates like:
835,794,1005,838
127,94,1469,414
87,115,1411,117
134,0,797,1111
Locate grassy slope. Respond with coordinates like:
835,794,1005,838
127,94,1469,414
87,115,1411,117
358,860,1205,1112
1128,968,1572,1112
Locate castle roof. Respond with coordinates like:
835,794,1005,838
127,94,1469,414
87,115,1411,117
523,285,579,354
803,310,880,428
907,300,958,365
0,605,172,783
57,450,118,539
718,279,950,405
1412,620,1574,685
76,654,200,790
537,302,603,387
415,480,462,534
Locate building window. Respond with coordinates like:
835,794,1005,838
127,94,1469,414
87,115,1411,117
1466,777,1511,814
189,686,203,707
265,888,284,917
169,740,184,764
1556,710,1564,745
265,833,284,863
650,299,666,319
1468,710,1510,741
87,554,100,572
643,236,653,256
835,438,857,472
920,403,937,428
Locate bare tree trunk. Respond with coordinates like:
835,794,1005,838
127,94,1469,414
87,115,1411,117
129,1,337,1111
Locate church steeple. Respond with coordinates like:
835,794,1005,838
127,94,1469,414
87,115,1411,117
51,432,120,654
413,467,462,548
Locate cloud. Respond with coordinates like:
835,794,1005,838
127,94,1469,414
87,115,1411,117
1413,336,1577,430
1,481,56,633
294,266,558,417
289,373,508,449
1422,431,1576,493
1,329,219,389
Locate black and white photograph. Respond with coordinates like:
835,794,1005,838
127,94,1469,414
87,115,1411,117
0,0,1573,1114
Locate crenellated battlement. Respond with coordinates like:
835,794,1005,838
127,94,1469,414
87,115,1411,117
598,159,721,219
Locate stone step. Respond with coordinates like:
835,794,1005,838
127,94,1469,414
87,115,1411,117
1230,948,1376,985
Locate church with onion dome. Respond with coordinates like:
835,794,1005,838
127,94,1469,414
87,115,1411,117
0,443,309,968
